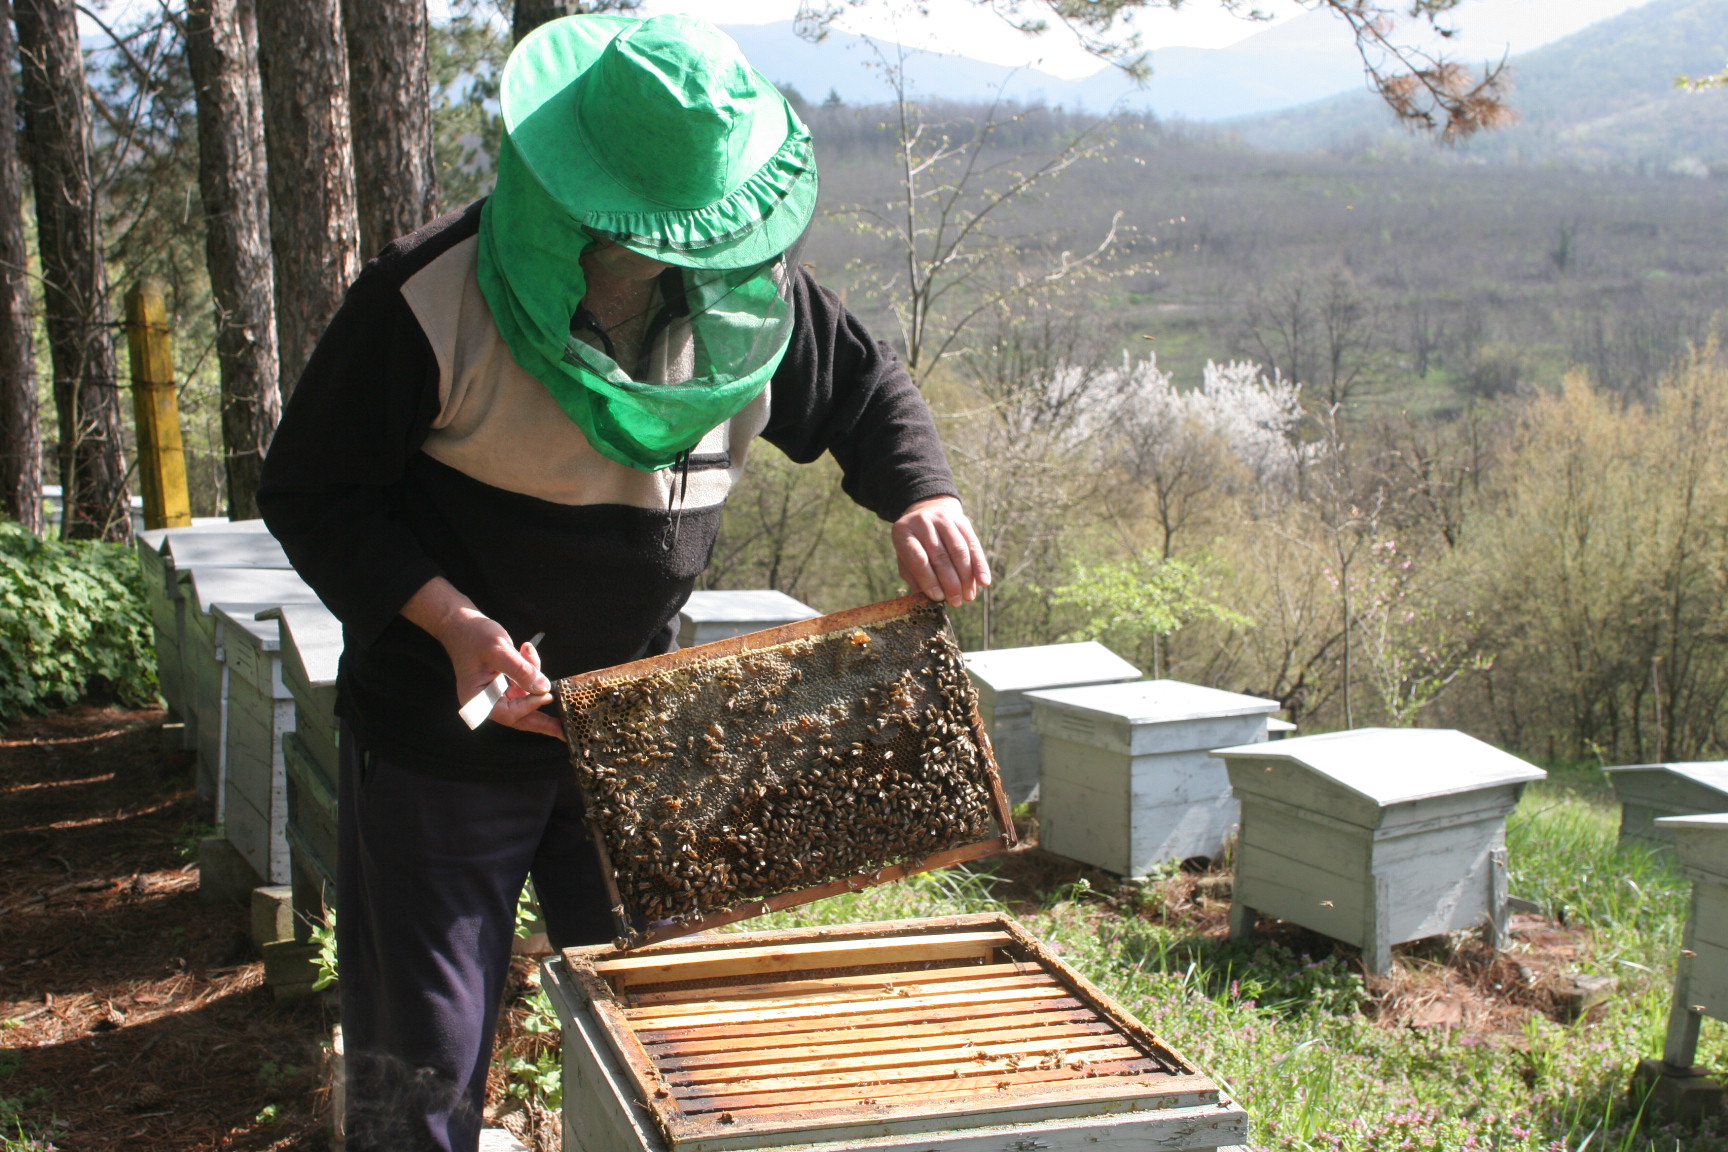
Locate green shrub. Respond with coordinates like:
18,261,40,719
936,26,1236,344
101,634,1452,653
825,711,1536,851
0,518,157,721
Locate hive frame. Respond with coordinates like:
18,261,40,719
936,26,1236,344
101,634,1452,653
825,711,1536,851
556,595,1017,948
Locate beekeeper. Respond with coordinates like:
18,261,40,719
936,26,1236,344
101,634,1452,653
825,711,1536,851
257,12,988,1152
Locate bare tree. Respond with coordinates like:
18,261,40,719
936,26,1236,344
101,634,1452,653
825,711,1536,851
839,50,1126,381
343,0,439,257
0,0,39,532
15,0,131,542
185,0,281,519
255,0,359,393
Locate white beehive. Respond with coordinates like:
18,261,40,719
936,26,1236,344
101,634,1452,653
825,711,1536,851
1654,814,1728,1070
269,602,344,931
138,521,285,749
1604,763,1728,850
1216,728,1546,974
1029,680,1283,876
214,606,294,886
963,642,1141,805
179,566,322,802
677,590,819,648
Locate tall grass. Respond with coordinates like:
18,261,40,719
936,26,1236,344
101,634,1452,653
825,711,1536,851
760,770,1728,1150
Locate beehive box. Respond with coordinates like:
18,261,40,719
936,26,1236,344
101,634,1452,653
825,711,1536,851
962,642,1141,806
677,590,820,648
544,913,1250,1152
1653,814,1728,1069
557,596,1014,948
269,602,344,935
1028,681,1282,877
1604,762,1728,850
212,607,295,886
1217,728,1546,974
139,522,286,749
179,567,322,802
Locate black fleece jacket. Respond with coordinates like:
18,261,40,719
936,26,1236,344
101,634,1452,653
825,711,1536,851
258,201,957,778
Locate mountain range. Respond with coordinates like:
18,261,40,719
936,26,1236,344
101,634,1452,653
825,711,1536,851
726,0,1728,167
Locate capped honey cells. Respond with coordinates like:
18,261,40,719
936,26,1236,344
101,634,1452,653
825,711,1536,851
556,598,1012,947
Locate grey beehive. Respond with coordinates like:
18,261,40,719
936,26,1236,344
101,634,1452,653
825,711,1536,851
1217,728,1545,974
136,521,280,743
214,606,294,887
676,589,820,647
1604,763,1728,850
1654,814,1728,1070
178,566,322,802
268,602,344,933
1029,680,1283,876
963,641,1142,805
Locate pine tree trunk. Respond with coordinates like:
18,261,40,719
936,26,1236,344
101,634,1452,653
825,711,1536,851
186,0,281,521
0,0,40,534
342,0,439,257
14,0,130,542
254,0,358,396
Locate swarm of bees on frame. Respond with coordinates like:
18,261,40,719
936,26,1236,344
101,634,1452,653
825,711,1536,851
557,603,1000,942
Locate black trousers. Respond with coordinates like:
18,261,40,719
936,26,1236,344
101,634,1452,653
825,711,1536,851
336,725,613,1152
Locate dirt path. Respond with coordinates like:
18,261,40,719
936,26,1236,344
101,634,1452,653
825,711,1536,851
0,705,330,1151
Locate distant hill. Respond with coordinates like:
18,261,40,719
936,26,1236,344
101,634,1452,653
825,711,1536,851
723,16,1366,120
1227,0,1728,169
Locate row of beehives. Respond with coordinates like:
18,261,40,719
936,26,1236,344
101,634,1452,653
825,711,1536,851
966,644,1560,975
135,519,844,966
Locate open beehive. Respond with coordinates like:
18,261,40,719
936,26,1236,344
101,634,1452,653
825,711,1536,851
556,596,1015,948
545,913,1248,1152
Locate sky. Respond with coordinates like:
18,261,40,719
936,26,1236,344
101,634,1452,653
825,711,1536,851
632,0,1658,80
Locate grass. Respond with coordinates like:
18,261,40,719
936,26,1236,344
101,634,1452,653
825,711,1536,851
743,766,1728,1151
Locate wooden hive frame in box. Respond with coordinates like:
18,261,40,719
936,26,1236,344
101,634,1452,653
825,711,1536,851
556,596,1017,948
544,913,1248,1152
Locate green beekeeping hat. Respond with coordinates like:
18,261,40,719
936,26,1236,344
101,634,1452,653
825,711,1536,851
498,12,818,269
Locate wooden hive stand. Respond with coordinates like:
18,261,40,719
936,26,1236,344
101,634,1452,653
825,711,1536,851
545,913,1249,1152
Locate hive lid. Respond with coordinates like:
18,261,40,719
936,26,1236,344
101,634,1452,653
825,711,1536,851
1603,761,1728,793
963,641,1141,696
556,595,1015,949
211,605,280,649
1212,727,1545,806
179,567,320,614
678,589,820,625
1655,813,1728,832
260,602,344,688
139,518,272,552
162,529,290,571
1025,678,1278,724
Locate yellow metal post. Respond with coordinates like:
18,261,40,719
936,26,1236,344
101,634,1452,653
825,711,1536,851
124,280,192,529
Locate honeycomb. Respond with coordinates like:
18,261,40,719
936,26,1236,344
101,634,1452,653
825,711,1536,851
556,599,1007,947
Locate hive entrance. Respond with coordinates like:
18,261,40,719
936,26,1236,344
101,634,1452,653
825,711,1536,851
556,596,1013,947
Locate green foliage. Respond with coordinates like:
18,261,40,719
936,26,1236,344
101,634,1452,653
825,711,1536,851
309,906,338,993
1053,554,1249,672
501,987,563,1111
0,1050,55,1151
0,519,157,723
